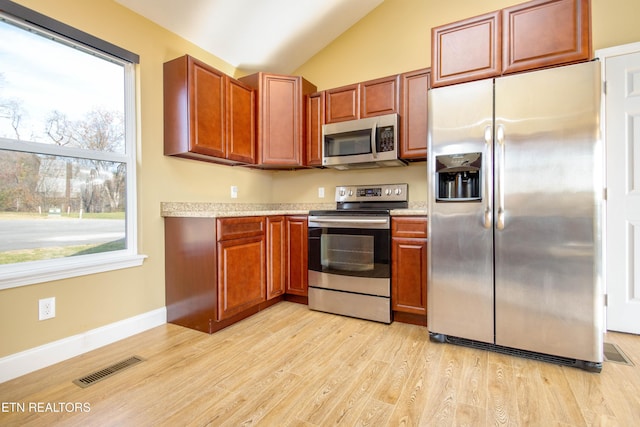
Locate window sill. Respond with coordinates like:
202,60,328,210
0,253,147,290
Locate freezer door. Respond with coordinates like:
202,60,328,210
427,79,495,344
494,61,603,363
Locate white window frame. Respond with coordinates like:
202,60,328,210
0,5,145,290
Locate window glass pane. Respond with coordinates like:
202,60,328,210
0,18,125,153
0,149,126,264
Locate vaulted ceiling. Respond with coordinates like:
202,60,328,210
115,0,384,74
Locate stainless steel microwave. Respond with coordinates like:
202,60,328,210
322,113,406,170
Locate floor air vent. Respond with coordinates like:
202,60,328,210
603,342,634,366
73,355,145,388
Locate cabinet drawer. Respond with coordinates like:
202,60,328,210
391,217,427,238
217,217,265,241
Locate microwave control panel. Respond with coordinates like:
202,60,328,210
377,125,395,152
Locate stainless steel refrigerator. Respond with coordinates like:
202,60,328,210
427,61,603,371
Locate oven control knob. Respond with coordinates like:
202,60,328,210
348,190,354,196
385,188,392,195
395,188,402,195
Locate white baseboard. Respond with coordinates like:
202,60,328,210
0,307,166,384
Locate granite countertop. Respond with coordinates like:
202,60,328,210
161,201,427,218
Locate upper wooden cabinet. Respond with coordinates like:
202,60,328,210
325,83,359,124
239,72,316,168
306,91,324,167
431,11,502,87
325,75,400,124
502,0,591,75
360,75,400,118
431,0,591,87
400,68,430,160
226,79,256,163
163,55,255,164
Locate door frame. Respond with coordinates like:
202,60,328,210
596,41,640,332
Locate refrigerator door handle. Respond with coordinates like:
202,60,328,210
496,124,506,230
483,125,493,229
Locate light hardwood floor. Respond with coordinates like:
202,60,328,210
1,301,639,426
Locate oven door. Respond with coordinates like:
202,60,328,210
308,215,390,297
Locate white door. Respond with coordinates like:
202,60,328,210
599,42,640,334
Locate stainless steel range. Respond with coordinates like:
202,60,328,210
308,183,408,323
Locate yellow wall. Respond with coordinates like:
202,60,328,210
293,0,640,90
0,0,274,357
275,0,640,204
1,0,639,359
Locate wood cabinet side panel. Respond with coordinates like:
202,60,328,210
163,56,190,156
502,0,592,74
164,217,217,332
431,11,502,87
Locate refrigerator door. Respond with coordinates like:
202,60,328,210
494,61,603,362
427,79,495,344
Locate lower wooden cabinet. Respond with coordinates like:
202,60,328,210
392,216,428,326
285,216,308,299
267,216,286,300
217,234,266,320
164,214,308,334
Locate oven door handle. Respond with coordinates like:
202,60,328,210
308,217,390,228
310,218,389,224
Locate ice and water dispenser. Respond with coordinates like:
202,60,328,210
435,153,482,201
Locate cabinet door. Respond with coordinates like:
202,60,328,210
217,236,266,321
502,0,591,74
400,69,430,160
190,58,226,156
360,75,400,118
306,91,324,166
227,78,256,164
392,217,428,316
325,84,359,123
164,55,227,159
431,11,502,87
261,74,302,165
267,216,286,300
286,216,308,296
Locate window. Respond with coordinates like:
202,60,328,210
0,1,144,289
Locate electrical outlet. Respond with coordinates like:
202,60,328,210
39,297,56,321
318,187,325,198
230,185,238,199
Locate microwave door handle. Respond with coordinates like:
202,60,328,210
371,123,377,158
